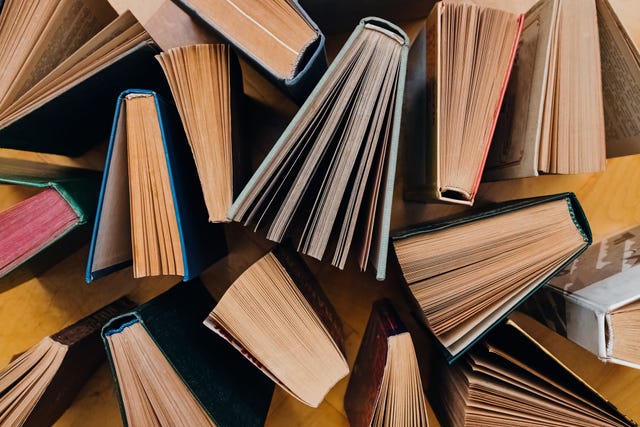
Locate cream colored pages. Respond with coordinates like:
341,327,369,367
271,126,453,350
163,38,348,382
597,0,640,157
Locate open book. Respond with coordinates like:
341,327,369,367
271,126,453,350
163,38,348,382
0,3,166,155
0,158,101,281
486,0,640,179
344,299,429,427
392,193,591,362
228,18,409,280
405,1,523,205
102,282,273,426
522,225,640,369
204,245,349,408
86,90,226,282
0,298,133,427
429,312,636,427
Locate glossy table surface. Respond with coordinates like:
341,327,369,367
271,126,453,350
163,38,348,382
1,0,639,425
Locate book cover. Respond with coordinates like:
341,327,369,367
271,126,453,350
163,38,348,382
0,158,102,282
86,89,226,282
102,281,273,427
521,225,640,369
0,298,134,427
392,192,592,362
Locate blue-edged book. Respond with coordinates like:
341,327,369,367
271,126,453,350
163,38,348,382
86,89,226,282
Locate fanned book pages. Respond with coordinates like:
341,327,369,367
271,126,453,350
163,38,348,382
204,245,349,408
0,158,101,281
86,89,226,282
228,18,409,281
344,299,429,427
429,312,636,427
171,0,327,102
0,298,134,427
391,193,592,362
485,0,640,179
405,1,523,205
0,2,167,155
521,225,640,369
157,44,240,223
102,281,273,427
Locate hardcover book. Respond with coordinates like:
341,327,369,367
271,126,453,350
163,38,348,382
429,312,636,427
204,244,349,408
86,89,226,282
0,158,101,281
485,0,640,179
344,299,429,427
392,193,592,362
228,17,410,281
0,298,134,427
102,281,273,426
522,225,640,369
405,1,523,205
157,44,244,223
0,6,168,156
171,0,327,102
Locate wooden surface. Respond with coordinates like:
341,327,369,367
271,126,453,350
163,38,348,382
1,0,640,425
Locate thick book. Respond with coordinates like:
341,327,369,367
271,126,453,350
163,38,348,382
171,0,327,102
86,89,226,282
391,193,592,362
0,158,101,281
204,244,349,408
521,225,640,369
102,281,273,426
405,1,523,205
429,312,636,427
228,18,410,281
157,44,245,223
485,0,640,179
344,299,429,427
0,298,134,427
0,7,168,156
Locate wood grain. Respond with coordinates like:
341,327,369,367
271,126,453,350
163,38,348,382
0,0,638,425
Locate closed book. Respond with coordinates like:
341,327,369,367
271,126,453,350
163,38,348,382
521,225,640,369
429,312,636,427
0,298,134,427
392,193,592,362
171,0,327,103
86,89,226,282
0,10,169,156
102,281,273,426
344,299,429,427
0,158,101,282
229,17,410,281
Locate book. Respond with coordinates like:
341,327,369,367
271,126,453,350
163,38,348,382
344,299,429,427
102,281,273,426
0,158,101,281
171,0,327,102
429,312,636,427
485,0,640,179
204,244,349,408
86,89,226,282
521,225,640,369
228,18,410,281
0,298,134,427
391,193,592,362
157,44,243,223
405,1,523,205
0,6,168,156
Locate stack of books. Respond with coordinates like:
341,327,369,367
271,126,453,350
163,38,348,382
1,0,640,425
